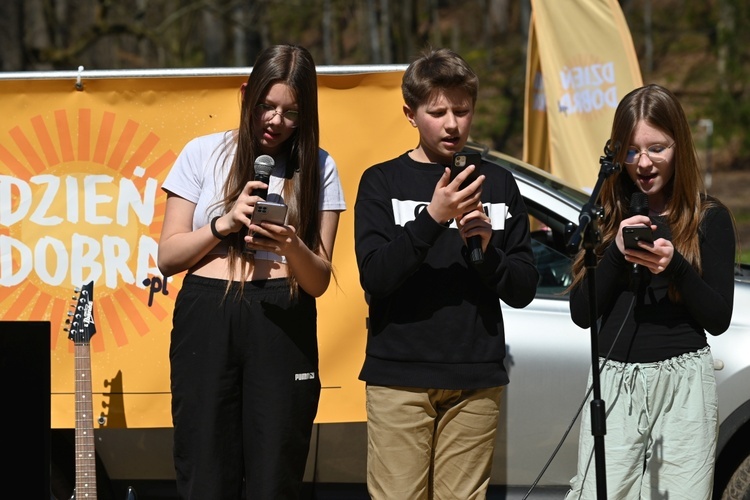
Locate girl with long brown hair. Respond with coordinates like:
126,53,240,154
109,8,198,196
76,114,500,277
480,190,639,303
158,44,345,499
565,84,736,499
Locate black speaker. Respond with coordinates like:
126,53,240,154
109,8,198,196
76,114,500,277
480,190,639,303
0,321,51,498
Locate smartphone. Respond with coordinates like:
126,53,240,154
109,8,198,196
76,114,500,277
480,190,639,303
622,225,654,250
451,151,482,190
251,201,288,227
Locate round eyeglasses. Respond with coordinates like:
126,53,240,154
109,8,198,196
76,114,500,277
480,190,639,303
254,103,299,128
624,143,675,165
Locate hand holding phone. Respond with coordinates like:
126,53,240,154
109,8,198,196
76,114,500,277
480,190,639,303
451,151,485,264
622,225,654,250
250,201,288,239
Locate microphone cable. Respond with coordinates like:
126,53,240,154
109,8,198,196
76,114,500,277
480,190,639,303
520,294,636,500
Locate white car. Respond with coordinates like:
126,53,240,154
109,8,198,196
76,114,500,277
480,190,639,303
303,143,750,500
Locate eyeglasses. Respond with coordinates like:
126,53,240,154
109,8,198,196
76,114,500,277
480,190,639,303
624,143,675,165
254,103,299,128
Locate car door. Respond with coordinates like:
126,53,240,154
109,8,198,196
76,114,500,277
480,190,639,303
488,155,595,490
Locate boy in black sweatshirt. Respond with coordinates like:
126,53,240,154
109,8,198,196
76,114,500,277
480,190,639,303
354,47,539,499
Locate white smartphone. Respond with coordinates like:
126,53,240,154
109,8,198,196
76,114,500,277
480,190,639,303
251,201,288,227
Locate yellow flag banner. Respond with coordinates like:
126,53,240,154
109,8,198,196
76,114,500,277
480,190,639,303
524,0,643,191
0,69,416,427
523,18,550,172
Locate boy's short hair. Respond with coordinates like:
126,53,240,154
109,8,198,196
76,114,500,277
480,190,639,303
402,48,479,110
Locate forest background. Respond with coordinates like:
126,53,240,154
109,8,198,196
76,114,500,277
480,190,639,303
1,0,748,262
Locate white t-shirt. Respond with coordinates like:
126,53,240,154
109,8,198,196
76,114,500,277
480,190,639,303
162,130,346,261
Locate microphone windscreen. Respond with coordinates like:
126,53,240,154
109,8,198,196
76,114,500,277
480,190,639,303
630,192,649,217
254,155,274,178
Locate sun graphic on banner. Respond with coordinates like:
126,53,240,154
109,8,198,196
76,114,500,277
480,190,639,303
0,108,177,353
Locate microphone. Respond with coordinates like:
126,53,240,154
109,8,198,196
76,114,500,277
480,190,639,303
629,192,649,291
243,155,274,253
467,226,484,265
252,154,274,200
630,192,649,217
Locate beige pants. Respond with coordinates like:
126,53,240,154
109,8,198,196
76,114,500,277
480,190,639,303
365,384,504,500
565,347,718,500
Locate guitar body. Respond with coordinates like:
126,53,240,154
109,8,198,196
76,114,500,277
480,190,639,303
64,281,137,500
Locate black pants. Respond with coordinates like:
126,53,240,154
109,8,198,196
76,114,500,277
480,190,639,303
170,274,320,500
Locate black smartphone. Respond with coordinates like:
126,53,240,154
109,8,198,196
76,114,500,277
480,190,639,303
451,151,482,190
623,225,654,250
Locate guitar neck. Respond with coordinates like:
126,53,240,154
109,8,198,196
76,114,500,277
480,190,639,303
74,341,97,499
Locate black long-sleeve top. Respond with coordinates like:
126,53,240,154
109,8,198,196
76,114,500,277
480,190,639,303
354,153,539,389
569,203,735,363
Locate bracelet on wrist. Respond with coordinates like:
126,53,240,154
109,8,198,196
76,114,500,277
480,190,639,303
210,215,229,240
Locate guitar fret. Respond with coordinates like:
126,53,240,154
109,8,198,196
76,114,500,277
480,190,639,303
68,282,98,500
75,343,97,498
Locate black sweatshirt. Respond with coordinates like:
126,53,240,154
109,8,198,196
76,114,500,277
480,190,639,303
569,203,736,363
354,152,539,389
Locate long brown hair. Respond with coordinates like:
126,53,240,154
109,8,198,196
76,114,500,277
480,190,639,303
219,44,324,296
569,84,721,301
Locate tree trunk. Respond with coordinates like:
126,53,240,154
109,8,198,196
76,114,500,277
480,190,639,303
0,0,23,70
642,0,653,75
202,2,224,67
366,0,380,63
428,0,441,48
379,0,392,63
322,0,333,64
23,0,53,69
717,0,734,93
396,0,414,62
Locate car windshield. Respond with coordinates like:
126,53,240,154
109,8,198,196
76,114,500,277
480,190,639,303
467,142,589,298
467,142,591,206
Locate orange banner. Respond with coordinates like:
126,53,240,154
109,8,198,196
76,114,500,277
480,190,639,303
524,0,643,191
0,70,416,427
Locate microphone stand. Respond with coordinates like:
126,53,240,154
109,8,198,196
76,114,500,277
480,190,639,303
567,141,621,500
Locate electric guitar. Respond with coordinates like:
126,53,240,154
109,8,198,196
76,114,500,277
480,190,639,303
65,281,136,500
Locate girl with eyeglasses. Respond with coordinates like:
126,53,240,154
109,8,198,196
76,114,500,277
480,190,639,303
158,44,346,499
565,84,737,499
